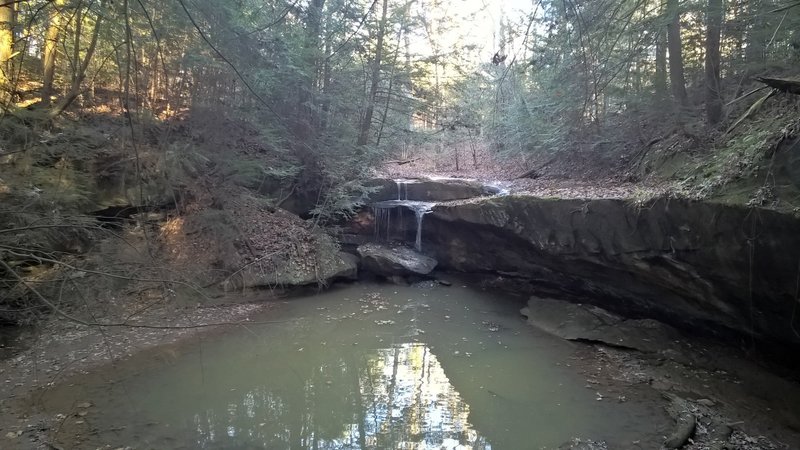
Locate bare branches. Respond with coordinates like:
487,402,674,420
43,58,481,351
1,248,209,298
1,252,290,330
174,0,286,126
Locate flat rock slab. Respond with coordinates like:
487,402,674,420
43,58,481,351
521,297,678,353
367,178,497,202
357,243,437,277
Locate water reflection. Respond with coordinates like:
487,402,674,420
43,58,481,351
41,283,664,449
187,343,487,449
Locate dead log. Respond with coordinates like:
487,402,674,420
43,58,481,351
384,157,420,166
755,76,800,95
515,154,558,179
516,168,541,179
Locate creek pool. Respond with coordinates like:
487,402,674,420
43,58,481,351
41,282,666,449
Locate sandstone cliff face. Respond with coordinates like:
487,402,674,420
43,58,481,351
425,196,800,345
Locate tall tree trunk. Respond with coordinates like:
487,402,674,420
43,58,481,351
666,0,688,108
42,0,67,106
297,0,324,138
377,11,407,147
0,0,14,104
654,27,668,100
357,0,389,146
319,6,333,133
744,0,766,72
704,0,723,125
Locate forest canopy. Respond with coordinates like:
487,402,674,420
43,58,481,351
0,0,796,167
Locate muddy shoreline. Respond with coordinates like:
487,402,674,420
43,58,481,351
2,281,800,449
0,290,284,449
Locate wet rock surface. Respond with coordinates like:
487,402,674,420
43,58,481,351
521,297,679,353
367,177,498,202
357,243,437,277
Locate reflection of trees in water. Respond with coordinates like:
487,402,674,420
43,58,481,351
186,343,490,449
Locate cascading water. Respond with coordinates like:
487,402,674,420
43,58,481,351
372,179,433,251
372,200,434,250
396,179,410,200
412,203,433,251
373,205,392,241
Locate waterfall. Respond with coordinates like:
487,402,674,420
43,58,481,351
373,205,392,241
413,207,431,252
396,179,409,200
372,179,433,251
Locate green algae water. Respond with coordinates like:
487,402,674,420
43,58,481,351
40,282,666,449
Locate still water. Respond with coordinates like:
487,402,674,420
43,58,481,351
42,282,665,449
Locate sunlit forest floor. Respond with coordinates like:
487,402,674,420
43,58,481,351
378,99,800,211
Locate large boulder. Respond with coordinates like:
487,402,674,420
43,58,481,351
357,243,437,277
239,251,357,289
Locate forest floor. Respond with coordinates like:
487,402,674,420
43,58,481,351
376,142,672,201
377,101,800,211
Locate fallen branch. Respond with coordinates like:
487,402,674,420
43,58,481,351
755,76,800,95
516,167,541,179
726,89,778,134
384,157,420,165
515,154,558,179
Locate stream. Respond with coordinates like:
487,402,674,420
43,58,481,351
38,282,668,449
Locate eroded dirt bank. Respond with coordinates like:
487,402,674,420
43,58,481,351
0,292,280,448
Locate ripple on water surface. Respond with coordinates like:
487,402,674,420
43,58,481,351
40,282,666,449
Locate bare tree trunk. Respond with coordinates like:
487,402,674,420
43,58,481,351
42,0,68,106
744,0,766,71
49,5,103,118
357,0,389,146
704,0,723,125
376,15,406,148
0,1,14,104
297,0,324,138
666,0,688,108
468,128,478,169
654,27,668,100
